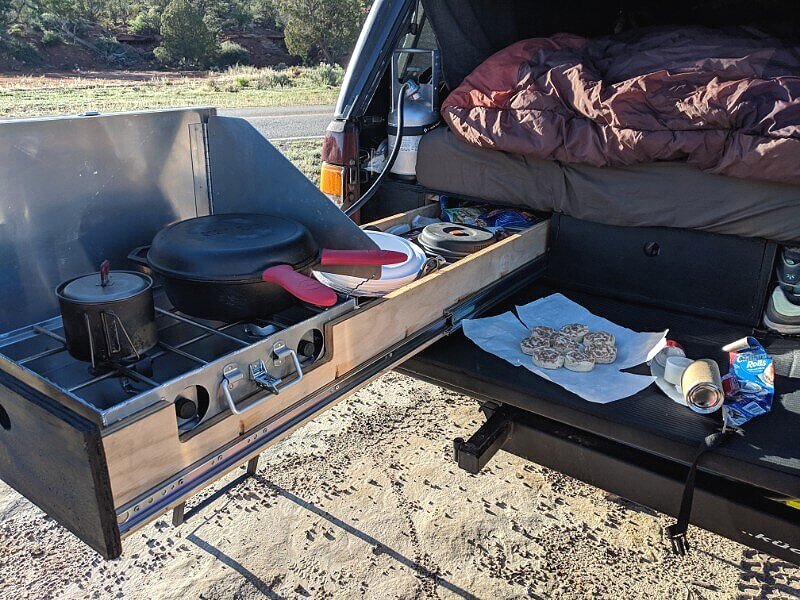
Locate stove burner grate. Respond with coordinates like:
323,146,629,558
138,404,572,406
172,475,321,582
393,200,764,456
0,303,315,410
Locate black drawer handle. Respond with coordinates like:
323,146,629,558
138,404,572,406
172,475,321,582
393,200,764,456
643,241,661,257
0,404,10,430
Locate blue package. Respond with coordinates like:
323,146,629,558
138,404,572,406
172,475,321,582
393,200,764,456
438,195,450,219
721,337,774,427
479,209,537,231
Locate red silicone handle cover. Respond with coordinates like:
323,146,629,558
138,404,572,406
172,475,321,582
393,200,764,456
262,265,338,307
319,249,407,266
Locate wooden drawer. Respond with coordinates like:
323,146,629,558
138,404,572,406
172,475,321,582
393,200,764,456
1,206,548,557
105,208,548,531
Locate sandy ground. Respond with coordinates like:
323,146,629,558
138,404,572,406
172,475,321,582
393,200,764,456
1,373,799,599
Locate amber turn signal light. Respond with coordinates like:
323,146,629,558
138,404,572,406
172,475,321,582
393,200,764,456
319,162,346,206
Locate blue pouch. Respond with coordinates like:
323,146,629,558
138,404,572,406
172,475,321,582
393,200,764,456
721,337,774,427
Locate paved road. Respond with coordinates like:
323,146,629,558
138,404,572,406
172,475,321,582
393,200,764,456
219,105,334,140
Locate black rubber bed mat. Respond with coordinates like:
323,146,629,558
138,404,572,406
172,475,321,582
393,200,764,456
399,282,800,498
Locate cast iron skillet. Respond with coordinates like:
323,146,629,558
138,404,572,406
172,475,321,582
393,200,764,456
135,213,405,322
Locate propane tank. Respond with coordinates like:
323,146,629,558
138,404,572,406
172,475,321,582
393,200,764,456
388,48,440,180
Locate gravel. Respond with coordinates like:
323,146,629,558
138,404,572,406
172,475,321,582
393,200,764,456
1,373,799,599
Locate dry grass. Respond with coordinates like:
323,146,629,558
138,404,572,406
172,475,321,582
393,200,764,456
0,65,342,119
273,138,322,185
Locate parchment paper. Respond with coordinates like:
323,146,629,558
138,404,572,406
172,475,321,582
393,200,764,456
462,293,667,403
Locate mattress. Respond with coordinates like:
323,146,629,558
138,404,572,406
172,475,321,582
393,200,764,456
417,127,800,242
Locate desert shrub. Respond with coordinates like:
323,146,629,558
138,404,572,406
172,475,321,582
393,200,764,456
303,62,343,87
0,37,42,64
128,7,161,35
215,39,250,67
252,67,291,87
250,0,279,28
275,0,363,64
38,12,63,31
203,0,250,33
6,22,26,36
155,0,218,67
41,29,63,45
0,0,10,30
94,34,140,65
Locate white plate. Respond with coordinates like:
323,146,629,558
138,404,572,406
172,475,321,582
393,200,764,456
313,231,427,296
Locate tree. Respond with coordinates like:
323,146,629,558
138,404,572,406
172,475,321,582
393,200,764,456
0,0,11,32
249,0,278,28
154,0,217,67
274,0,364,64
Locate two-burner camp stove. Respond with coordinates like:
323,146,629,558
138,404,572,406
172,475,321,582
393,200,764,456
0,293,356,432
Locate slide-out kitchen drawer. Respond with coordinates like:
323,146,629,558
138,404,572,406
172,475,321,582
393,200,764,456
0,206,548,558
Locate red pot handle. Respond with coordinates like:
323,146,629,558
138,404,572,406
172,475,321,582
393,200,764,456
319,249,407,266
262,265,338,307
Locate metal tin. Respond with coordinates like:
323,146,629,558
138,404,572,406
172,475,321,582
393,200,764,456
681,358,724,414
56,270,158,367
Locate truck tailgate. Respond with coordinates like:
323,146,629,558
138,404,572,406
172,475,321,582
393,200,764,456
399,282,800,500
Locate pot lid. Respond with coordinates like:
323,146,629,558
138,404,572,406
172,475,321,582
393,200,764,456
147,213,316,281
60,271,151,302
417,223,495,255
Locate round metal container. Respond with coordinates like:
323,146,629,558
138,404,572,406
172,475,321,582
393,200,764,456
56,270,158,366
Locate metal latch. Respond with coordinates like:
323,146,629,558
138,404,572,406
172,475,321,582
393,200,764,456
249,360,281,393
219,342,304,416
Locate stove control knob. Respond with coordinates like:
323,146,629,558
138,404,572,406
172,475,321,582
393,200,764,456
175,396,198,420
298,340,316,359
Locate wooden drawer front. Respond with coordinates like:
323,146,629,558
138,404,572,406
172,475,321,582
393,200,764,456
103,209,549,524
0,369,120,558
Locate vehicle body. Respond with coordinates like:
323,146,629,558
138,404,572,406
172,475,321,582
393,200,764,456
322,0,800,566
0,0,798,566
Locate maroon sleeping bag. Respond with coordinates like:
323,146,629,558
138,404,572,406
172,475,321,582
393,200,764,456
442,28,800,184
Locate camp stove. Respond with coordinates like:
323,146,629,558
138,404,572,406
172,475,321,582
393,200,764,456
0,292,356,431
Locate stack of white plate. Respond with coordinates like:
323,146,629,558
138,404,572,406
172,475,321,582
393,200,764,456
312,231,427,297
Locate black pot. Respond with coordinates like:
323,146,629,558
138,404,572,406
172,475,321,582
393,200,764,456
56,264,158,366
417,223,496,261
139,213,406,322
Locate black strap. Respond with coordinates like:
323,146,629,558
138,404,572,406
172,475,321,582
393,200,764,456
665,428,736,556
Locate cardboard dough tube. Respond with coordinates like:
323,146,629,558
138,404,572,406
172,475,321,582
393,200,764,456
681,359,724,414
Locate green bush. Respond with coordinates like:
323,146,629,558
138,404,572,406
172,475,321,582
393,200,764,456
41,30,64,46
94,35,140,66
129,7,161,35
155,0,218,68
0,0,10,30
39,13,64,32
0,38,42,64
203,0,250,34
152,45,170,64
250,0,279,28
7,22,26,36
255,69,291,87
215,40,250,67
303,62,343,87
275,0,363,64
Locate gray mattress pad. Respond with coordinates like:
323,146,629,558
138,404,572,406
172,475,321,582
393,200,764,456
417,127,800,243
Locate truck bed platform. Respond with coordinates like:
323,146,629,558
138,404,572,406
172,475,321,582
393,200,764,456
400,282,800,500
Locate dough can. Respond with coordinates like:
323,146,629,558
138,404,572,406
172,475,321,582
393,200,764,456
681,359,724,414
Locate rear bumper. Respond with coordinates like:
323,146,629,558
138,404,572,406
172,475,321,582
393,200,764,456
399,369,800,565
